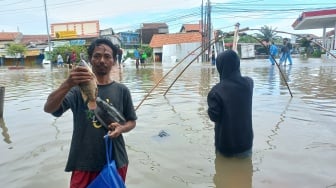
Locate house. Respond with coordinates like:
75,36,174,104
117,31,140,49
50,20,100,48
0,32,48,66
149,32,202,63
0,32,23,48
138,23,168,44
149,22,203,63
51,20,100,39
100,28,122,47
179,24,202,33
0,32,23,65
20,35,49,65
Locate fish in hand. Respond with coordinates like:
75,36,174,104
78,60,98,110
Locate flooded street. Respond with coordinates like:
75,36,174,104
0,57,335,188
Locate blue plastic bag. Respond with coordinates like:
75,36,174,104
88,136,126,188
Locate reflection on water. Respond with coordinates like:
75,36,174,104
0,118,11,144
0,58,336,188
214,153,252,188
267,65,277,94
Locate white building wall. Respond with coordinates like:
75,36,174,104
153,47,162,53
162,44,177,63
181,42,202,63
162,42,202,64
240,43,255,59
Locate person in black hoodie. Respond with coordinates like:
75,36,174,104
207,49,254,158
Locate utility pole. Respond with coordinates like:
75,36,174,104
201,0,211,62
43,0,52,70
207,0,211,62
140,23,143,47
201,0,205,62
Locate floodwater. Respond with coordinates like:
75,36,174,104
0,57,335,188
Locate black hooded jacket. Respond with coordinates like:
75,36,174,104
207,50,254,156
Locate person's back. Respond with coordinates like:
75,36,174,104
117,48,123,67
118,48,123,56
270,43,277,56
286,41,293,65
134,48,140,68
57,54,64,67
281,39,293,65
57,54,63,62
287,42,292,52
141,52,147,60
280,40,289,64
134,48,140,59
269,42,277,65
66,53,70,64
211,51,216,65
207,50,254,157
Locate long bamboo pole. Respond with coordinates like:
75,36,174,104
134,43,204,111
136,27,336,110
246,34,293,97
248,29,336,59
159,28,251,98
137,28,312,110
163,29,294,97
163,40,216,96
0,87,4,118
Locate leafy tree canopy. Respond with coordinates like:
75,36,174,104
7,43,26,56
224,35,259,43
255,25,279,42
50,45,87,63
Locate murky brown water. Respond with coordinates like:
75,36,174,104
0,57,335,188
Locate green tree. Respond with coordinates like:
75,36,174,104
7,43,26,66
50,45,87,64
237,35,258,43
125,45,153,62
299,37,311,50
255,25,279,42
299,37,317,57
140,45,152,59
7,43,26,57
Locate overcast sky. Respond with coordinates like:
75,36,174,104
0,0,335,37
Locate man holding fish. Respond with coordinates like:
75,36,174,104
44,38,137,188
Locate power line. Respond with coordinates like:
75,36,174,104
1,0,335,34
0,0,95,15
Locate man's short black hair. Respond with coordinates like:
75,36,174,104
87,38,118,60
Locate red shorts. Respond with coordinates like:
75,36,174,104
70,165,128,188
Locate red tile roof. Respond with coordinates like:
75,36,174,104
180,24,201,32
0,32,21,41
142,23,168,29
150,32,202,48
21,35,49,45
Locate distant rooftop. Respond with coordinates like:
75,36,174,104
150,32,202,48
180,24,201,33
142,23,168,29
0,32,21,41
